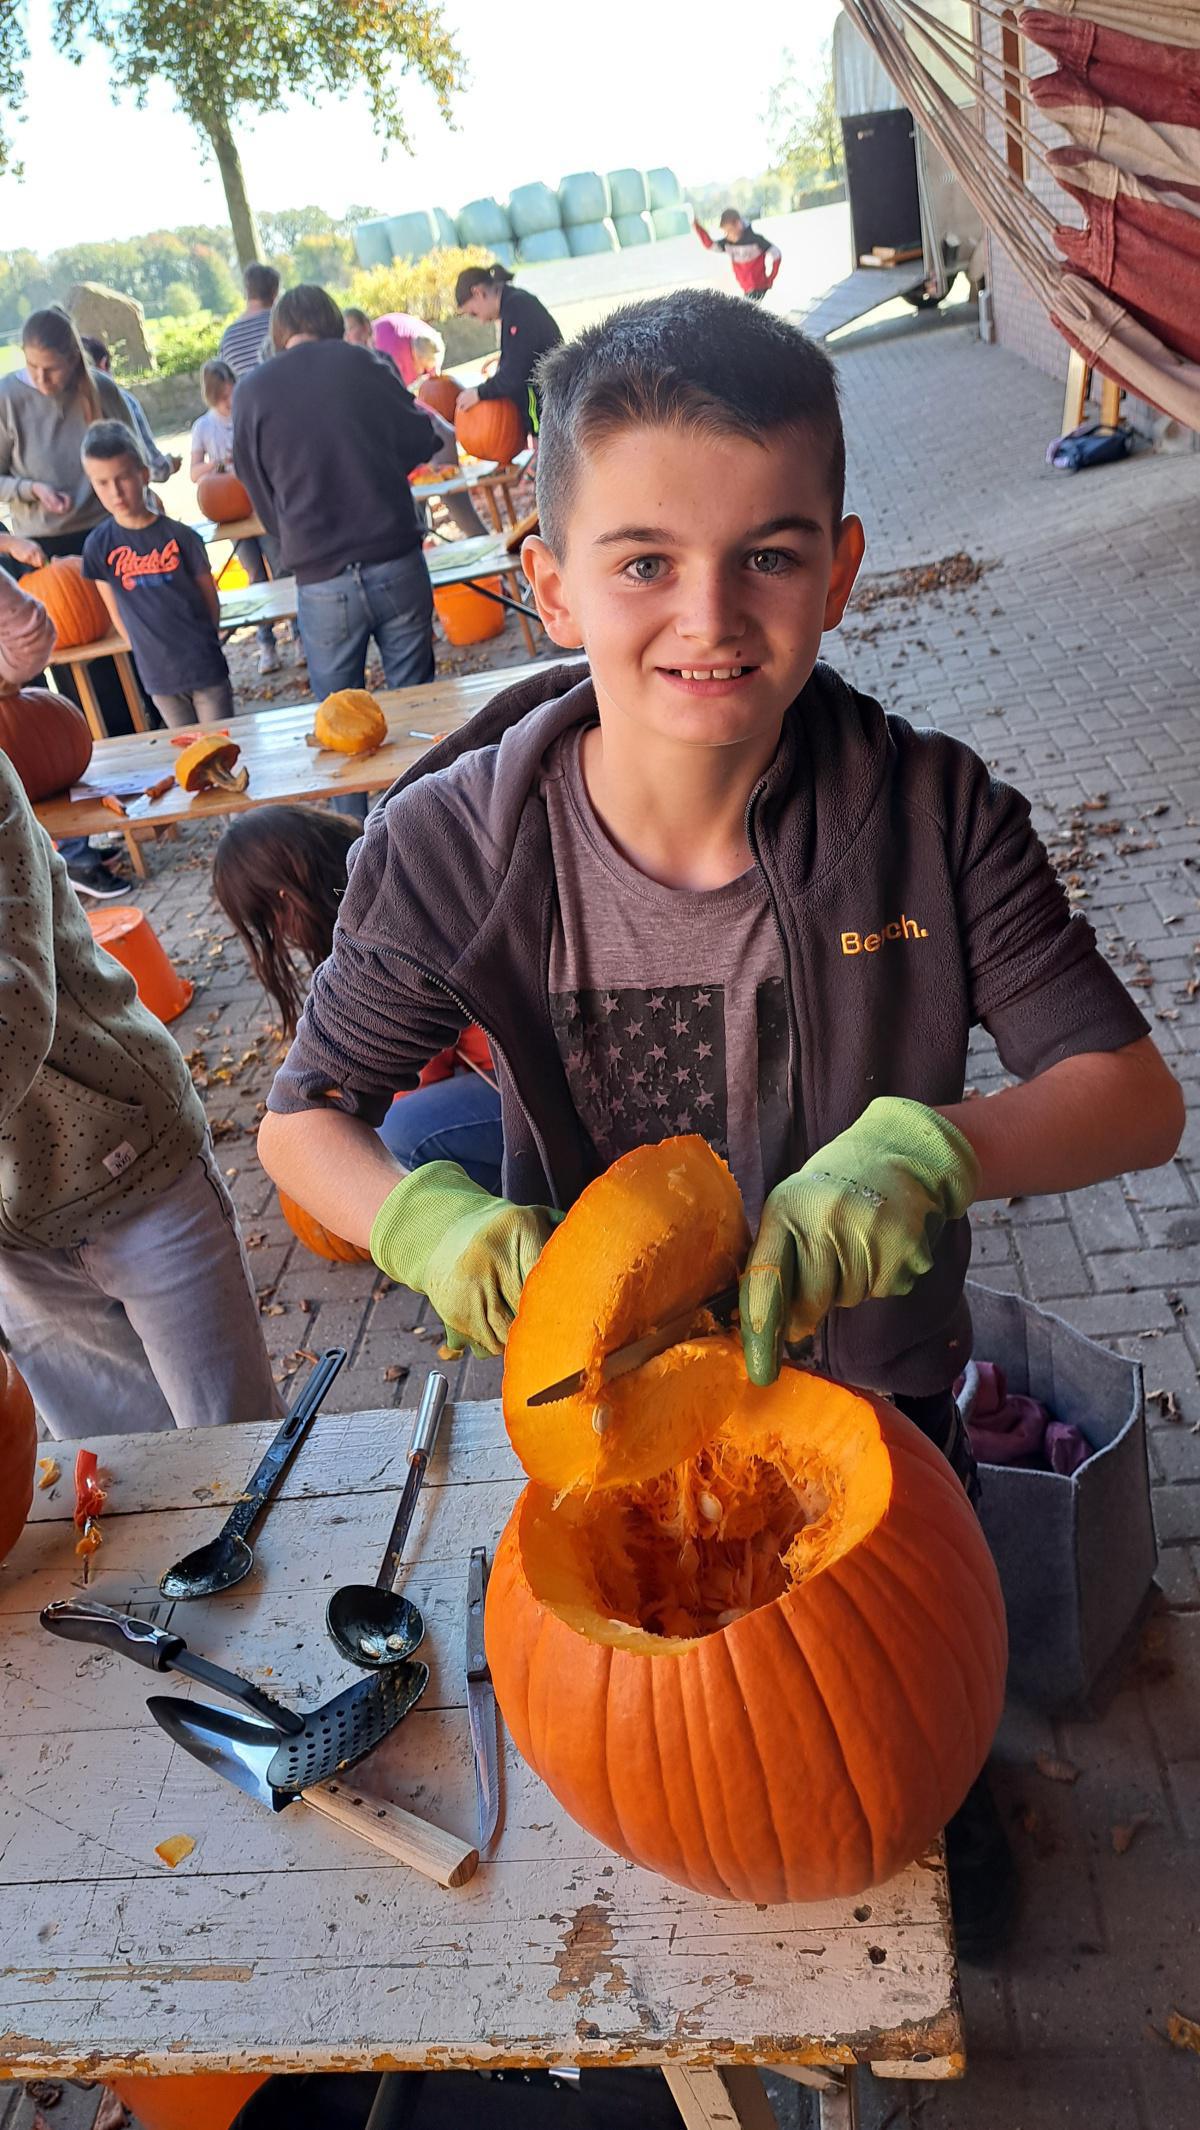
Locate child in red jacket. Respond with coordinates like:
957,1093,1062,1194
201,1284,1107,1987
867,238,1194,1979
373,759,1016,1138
694,210,781,299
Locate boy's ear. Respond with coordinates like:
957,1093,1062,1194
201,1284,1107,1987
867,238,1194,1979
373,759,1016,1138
823,513,866,632
521,535,585,651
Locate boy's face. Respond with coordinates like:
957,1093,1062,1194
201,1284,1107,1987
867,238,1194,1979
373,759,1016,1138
84,450,150,523
210,383,234,416
721,216,746,241
523,423,864,752
345,318,373,347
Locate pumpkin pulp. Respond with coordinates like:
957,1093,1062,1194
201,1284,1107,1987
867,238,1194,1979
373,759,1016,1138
511,1345,893,1652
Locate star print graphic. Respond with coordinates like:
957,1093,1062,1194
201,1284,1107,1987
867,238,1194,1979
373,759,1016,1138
549,984,729,1168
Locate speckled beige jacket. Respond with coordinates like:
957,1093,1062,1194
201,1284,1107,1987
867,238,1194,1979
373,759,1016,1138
0,752,205,1249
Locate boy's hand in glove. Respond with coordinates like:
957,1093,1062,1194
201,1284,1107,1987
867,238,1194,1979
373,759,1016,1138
739,1098,980,1386
370,1162,559,1355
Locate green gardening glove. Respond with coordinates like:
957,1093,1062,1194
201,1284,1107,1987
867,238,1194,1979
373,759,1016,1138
370,1161,560,1355
740,1097,980,1387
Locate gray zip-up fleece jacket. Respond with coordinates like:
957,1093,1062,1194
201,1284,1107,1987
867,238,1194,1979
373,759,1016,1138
269,660,1147,1395
0,753,206,1250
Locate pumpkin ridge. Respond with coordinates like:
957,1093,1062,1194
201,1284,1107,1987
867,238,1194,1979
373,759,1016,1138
712,1625,789,1896
776,1600,876,1890
641,1655,693,1888
870,1515,1007,1737
813,1561,951,1879
674,1646,741,1900
838,1540,979,1761
872,1444,1008,1678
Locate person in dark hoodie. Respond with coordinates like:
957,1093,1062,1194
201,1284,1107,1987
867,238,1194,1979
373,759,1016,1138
257,289,1183,1959
232,284,437,702
454,263,563,441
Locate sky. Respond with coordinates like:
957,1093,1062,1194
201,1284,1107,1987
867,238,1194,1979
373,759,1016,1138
0,0,844,256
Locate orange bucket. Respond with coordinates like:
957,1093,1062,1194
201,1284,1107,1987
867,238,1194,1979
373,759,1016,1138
87,906,194,1023
434,577,506,646
105,2072,269,2128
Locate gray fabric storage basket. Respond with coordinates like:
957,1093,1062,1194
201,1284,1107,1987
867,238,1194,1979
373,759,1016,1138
961,1279,1154,1712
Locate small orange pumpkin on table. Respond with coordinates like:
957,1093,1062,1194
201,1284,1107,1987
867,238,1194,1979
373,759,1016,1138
487,1135,1007,1904
311,688,388,758
196,470,254,524
454,395,526,466
174,734,248,795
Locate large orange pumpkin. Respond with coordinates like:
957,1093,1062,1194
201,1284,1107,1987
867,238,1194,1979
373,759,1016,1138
455,395,527,465
487,1137,1007,1905
21,556,109,649
197,470,254,524
417,372,464,423
278,1189,372,1265
0,687,93,799
0,1348,38,1565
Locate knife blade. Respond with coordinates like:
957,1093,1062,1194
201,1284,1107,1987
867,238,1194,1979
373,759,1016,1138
148,1694,479,1888
40,1599,304,1734
525,1282,741,1407
466,1547,500,1855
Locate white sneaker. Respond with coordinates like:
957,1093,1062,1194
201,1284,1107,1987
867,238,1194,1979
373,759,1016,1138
257,642,281,675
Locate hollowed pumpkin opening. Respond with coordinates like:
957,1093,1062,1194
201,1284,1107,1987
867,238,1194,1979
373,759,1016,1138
517,1347,893,1651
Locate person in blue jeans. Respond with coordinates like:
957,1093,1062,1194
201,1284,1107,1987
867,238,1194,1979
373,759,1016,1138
212,805,502,1192
232,284,436,706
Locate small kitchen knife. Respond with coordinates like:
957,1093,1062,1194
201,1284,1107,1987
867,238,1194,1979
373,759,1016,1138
466,1546,501,1855
40,1600,305,1735
148,1694,479,1888
525,1282,740,1407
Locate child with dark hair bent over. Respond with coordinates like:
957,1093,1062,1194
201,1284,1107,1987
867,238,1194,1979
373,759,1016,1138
257,288,1183,1961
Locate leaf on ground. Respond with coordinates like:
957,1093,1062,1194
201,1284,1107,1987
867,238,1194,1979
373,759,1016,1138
1034,1752,1080,1784
1149,1387,1183,1422
1110,1815,1151,1855
1080,793,1110,811
1167,2009,1200,2054
383,1364,409,1382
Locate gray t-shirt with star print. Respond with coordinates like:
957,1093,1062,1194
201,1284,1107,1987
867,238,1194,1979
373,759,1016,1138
542,726,791,1225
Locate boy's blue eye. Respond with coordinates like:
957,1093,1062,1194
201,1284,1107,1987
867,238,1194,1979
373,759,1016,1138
747,548,795,575
623,555,667,583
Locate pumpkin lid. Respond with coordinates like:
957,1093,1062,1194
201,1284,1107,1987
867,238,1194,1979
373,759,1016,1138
503,1136,751,1496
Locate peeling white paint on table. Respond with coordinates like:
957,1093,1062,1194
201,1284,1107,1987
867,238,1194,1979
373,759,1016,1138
0,1403,962,2123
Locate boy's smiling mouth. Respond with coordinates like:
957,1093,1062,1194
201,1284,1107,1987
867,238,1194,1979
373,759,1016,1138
659,664,760,692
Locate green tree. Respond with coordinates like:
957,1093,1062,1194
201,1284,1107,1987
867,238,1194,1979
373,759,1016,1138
292,231,355,288
0,4,465,270
260,204,339,253
163,278,200,316
0,248,53,331
190,242,238,314
766,40,845,199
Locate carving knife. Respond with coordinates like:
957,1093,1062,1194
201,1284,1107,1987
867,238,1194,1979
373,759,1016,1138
525,1282,740,1407
466,1546,501,1855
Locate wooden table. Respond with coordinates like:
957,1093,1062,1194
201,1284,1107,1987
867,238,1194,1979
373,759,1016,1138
213,540,541,660
34,663,550,871
49,634,150,741
0,1403,963,2124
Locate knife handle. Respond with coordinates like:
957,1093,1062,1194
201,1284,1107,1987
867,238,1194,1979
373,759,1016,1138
301,1781,479,1888
41,1600,182,1671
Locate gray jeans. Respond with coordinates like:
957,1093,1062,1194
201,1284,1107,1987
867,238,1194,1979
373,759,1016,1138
151,678,236,728
0,1140,283,1437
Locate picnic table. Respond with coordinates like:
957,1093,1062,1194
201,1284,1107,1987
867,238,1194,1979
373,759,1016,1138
34,661,552,872
0,1400,963,2126
215,534,540,646
194,457,530,556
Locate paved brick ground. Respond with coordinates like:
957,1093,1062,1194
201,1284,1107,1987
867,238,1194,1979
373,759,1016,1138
9,315,1199,2129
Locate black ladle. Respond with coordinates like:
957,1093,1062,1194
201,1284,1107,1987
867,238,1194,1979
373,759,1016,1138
326,1371,447,1667
159,1347,347,1600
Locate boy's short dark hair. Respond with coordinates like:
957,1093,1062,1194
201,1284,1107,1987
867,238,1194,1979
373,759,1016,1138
535,289,845,556
81,418,148,470
244,262,280,304
343,307,370,331
719,208,743,227
271,283,344,351
80,334,110,368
